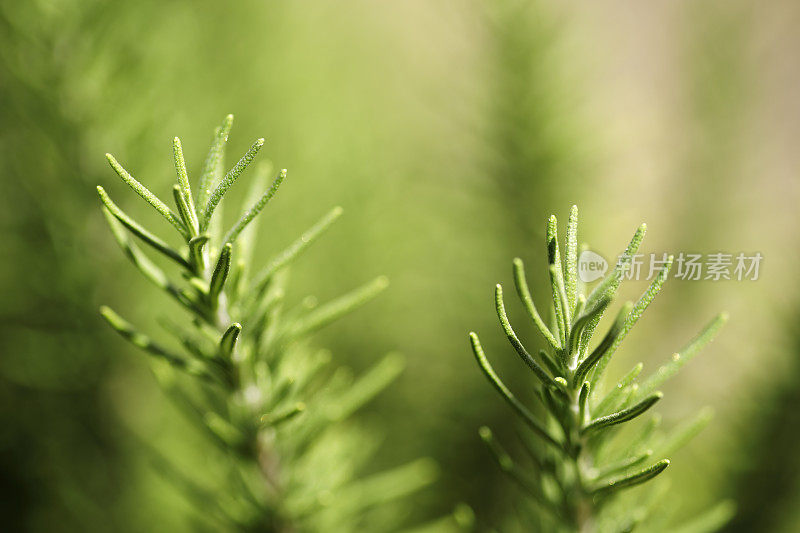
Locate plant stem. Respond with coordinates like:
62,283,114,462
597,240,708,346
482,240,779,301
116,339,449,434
563,372,593,531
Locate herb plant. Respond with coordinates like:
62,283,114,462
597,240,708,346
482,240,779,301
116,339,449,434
97,115,435,532
468,206,731,532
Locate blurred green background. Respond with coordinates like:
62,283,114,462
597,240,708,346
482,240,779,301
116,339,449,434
1,0,798,531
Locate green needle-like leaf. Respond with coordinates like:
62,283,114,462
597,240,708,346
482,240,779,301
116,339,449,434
198,114,234,211
573,294,586,322
582,393,662,435
479,427,551,507
312,459,439,517
585,223,646,311
102,207,200,313
580,224,646,350
469,333,560,449
594,449,654,481
261,403,306,427
102,206,169,290
287,276,389,339
328,353,405,421
637,313,728,399
512,258,561,351
628,414,662,453
592,256,674,386
159,319,211,360
565,205,578,311
173,185,198,236
201,138,265,231
209,243,232,308
541,385,567,420
204,412,245,448
251,206,343,291
656,407,714,458
223,168,286,245
538,349,561,378
546,215,569,344
173,137,198,228
578,381,590,425
236,163,271,269
97,186,190,269
495,284,554,386
479,426,512,471
591,459,669,495
100,306,210,379
482,436,564,525
593,362,643,417
188,235,209,273
219,322,242,360
105,153,188,237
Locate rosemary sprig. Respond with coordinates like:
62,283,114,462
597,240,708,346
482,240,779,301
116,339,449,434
468,205,728,531
97,115,434,531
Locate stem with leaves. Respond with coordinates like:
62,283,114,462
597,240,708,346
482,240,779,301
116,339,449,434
468,206,730,532
97,115,436,532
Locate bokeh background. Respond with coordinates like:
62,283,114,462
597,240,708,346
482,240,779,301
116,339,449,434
2,0,799,531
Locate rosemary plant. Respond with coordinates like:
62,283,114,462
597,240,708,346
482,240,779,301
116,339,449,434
97,115,434,531
468,206,729,532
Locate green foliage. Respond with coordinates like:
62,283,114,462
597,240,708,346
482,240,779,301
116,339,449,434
724,317,800,533
468,206,729,531
0,2,153,528
97,116,435,532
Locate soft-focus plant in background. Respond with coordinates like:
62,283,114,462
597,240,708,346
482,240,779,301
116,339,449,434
97,116,436,531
